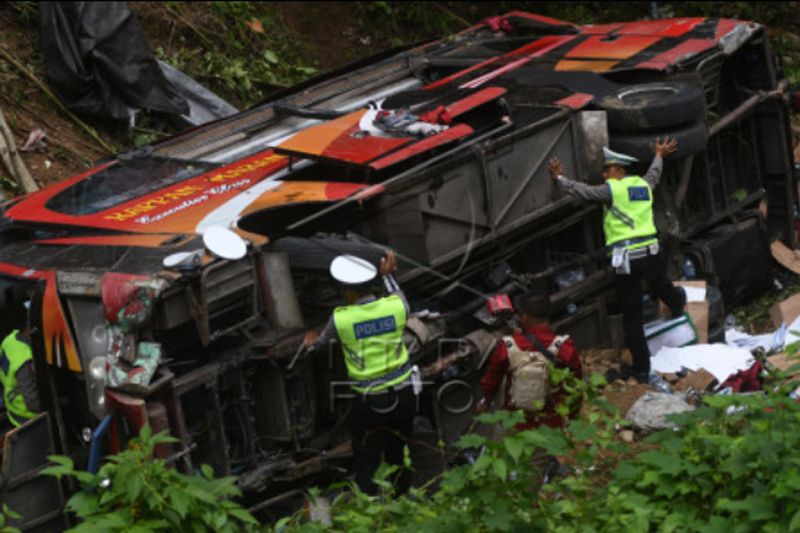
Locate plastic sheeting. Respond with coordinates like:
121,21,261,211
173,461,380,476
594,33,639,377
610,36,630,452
726,324,787,353
107,341,162,393
157,60,239,127
40,2,188,122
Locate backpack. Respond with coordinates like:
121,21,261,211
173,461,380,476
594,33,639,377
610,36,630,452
504,333,569,414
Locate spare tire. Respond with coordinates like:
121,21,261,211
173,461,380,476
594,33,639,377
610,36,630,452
270,236,388,272
609,120,708,162
599,82,706,131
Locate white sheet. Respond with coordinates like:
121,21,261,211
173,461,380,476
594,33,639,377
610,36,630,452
651,344,754,382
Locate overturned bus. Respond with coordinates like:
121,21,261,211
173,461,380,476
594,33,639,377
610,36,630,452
0,11,794,529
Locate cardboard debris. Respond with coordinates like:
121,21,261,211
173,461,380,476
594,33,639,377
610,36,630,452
766,353,800,379
674,368,717,392
771,240,800,276
770,292,800,329
659,280,709,343
661,373,680,384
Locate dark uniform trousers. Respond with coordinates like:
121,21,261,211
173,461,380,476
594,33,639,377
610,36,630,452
350,385,416,496
615,251,685,377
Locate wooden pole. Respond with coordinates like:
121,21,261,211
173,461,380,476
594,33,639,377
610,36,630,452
0,108,38,193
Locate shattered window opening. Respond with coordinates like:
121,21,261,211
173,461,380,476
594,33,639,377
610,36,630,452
45,157,219,216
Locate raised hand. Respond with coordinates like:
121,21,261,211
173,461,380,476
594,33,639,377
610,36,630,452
548,157,565,180
303,329,319,348
379,250,397,277
652,136,678,158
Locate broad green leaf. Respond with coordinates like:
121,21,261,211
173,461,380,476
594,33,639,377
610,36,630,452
567,420,597,442
263,50,279,63
127,474,143,500
172,491,189,518
789,509,800,531
492,458,508,481
457,433,486,449
503,436,524,463
473,454,492,473
230,508,260,526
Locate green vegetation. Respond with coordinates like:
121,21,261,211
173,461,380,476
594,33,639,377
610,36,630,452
21,351,800,532
155,2,318,108
274,358,800,532
359,2,466,47
0,505,21,533
42,426,259,533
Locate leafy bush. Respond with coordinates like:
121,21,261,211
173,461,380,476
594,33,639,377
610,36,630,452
153,2,317,107
276,358,800,532
42,426,259,533
568,382,800,531
276,367,624,532
0,504,21,533
35,358,800,531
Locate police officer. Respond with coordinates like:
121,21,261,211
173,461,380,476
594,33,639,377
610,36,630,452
0,301,40,428
548,138,686,383
304,250,417,495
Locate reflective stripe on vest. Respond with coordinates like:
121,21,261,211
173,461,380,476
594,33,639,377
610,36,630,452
333,294,410,393
604,176,658,250
0,330,36,427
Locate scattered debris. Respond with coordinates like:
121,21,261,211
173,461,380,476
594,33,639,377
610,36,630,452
645,314,699,356
769,291,800,328
726,324,786,352
648,371,672,393
765,352,800,381
652,344,754,382
619,429,635,443
0,40,115,154
19,129,47,152
244,18,265,34
674,368,717,393
659,280,710,342
719,361,763,393
626,392,694,432
604,383,651,417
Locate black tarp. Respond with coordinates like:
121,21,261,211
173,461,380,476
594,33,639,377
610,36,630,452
40,1,189,122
